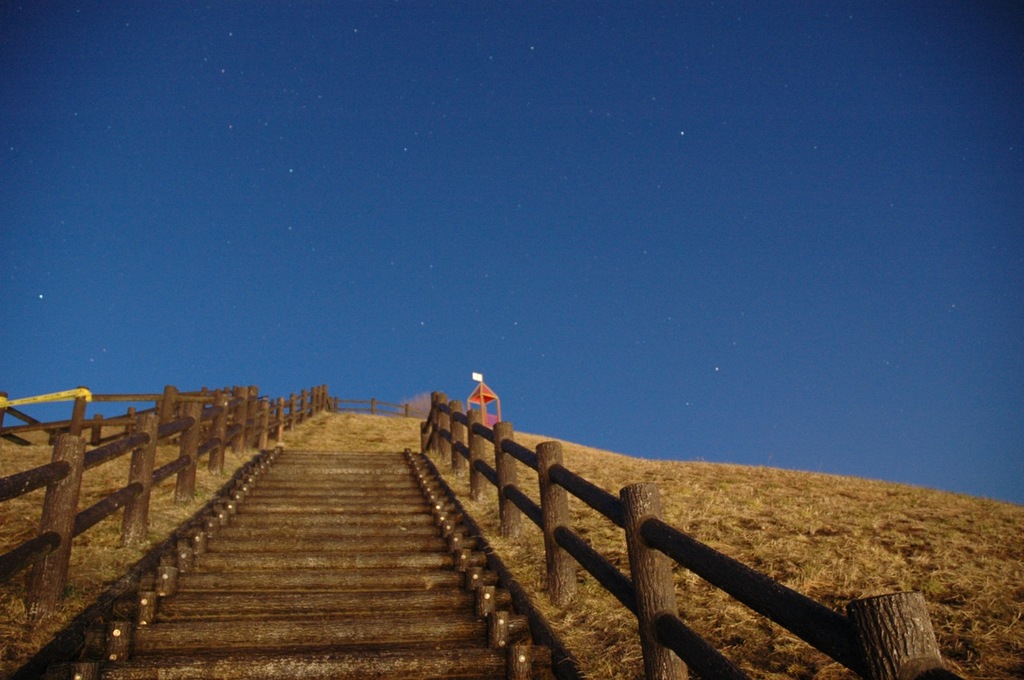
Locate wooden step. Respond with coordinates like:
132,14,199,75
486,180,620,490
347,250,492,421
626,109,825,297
132,614,519,654
51,647,547,679
193,550,453,571
175,568,491,593
203,534,447,553
234,502,431,516
154,589,506,621
215,522,440,540
226,511,437,529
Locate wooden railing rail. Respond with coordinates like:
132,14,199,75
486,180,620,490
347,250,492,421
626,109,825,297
421,391,963,680
0,383,331,621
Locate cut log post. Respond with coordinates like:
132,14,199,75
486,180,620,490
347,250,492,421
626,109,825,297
121,412,159,546
246,385,259,446
231,386,247,452
89,414,104,446
209,391,228,473
489,610,510,649
158,385,178,424
467,408,486,501
174,401,202,502
68,387,89,437
507,642,533,680
477,584,497,617
465,566,484,591
105,620,132,662
537,440,577,605
450,399,467,473
493,421,521,538
275,396,285,446
847,592,961,680
622,483,687,680
137,590,157,627
26,434,86,622
175,537,194,574
156,565,178,597
438,395,452,462
257,397,270,449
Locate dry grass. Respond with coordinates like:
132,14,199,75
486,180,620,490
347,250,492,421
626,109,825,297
426,432,1024,680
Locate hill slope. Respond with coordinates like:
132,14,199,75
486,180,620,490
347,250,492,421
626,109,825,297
3,412,1021,678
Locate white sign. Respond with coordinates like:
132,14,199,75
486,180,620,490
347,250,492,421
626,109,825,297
472,372,484,382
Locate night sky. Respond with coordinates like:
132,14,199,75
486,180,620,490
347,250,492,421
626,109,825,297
2,3,1022,504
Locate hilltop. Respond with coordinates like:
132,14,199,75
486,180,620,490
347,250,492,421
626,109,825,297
2,412,1022,678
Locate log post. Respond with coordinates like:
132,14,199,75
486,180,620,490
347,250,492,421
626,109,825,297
124,406,136,435
257,398,270,449
89,414,104,445
287,394,296,429
275,397,285,445
493,421,521,538
467,408,486,501
537,441,576,605
507,643,533,680
437,393,451,462
449,400,467,473
105,620,132,662
68,387,89,437
248,386,260,445
847,592,960,680
122,412,159,546
209,391,228,473
231,387,247,453
426,392,444,452
174,401,202,503
158,385,178,425
0,391,6,431
371,397,377,415
621,483,687,680
489,610,510,649
26,434,86,622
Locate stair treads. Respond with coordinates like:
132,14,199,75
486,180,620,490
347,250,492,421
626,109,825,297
133,614,500,653
84,647,514,679
155,589,487,620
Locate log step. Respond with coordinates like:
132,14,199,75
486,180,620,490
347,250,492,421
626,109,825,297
215,522,440,540
226,511,437,529
174,568,492,593
51,646,553,679
155,589,510,621
132,614,524,654
203,534,447,554
193,550,453,571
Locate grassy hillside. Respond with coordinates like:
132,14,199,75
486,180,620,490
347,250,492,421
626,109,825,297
2,412,1021,678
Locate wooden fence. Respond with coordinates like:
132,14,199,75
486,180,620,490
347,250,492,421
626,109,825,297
0,383,332,621
333,397,427,419
421,392,963,680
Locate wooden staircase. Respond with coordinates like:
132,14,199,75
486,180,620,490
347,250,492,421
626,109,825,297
44,450,557,679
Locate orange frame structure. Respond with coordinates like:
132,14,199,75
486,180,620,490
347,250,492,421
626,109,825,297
467,379,501,426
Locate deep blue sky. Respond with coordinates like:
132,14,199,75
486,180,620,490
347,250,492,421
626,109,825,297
2,3,1022,504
